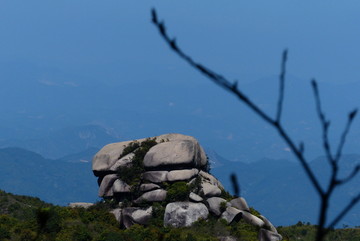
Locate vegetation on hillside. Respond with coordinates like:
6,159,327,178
0,189,258,241
1,190,360,240
278,221,360,241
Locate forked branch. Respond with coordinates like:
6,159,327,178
151,8,359,241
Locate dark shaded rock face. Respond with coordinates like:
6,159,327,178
92,133,282,240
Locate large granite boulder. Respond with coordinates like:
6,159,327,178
144,140,207,168
92,140,136,175
201,182,222,197
110,208,122,223
242,212,265,227
92,133,201,175
199,170,224,189
167,168,199,182
164,202,209,227
207,197,227,216
135,189,167,203
260,215,278,233
139,183,160,192
109,153,134,172
98,174,118,197
220,207,243,224
189,192,203,202
122,207,153,228
230,197,250,212
143,170,169,183
112,179,131,193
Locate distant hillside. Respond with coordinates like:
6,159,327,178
0,124,119,159
210,152,360,227
0,147,98,205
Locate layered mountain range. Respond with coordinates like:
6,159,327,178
0,127,358,227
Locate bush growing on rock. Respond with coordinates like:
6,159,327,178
117,138,157,187
166,182,190,202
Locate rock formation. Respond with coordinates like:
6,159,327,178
92,133,282,241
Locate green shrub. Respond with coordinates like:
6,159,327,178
149,202,166,226
119,141,140,159
96,231,124,241
0,225,11,239
166,182,190,202
249,207,261,218
229,220,259,241
117,138,158,195
220,201,227,213
220,188,233,201
189,176,201,193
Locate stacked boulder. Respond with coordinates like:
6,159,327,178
92,134,282,241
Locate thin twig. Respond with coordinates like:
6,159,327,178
335,109,358,162
311,80,334,165
327,193,360,230
336,164,360,185
276,49,288,123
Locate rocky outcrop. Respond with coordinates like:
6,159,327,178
207,197,227,216
164,202,209,227
220,207,243,224
92,133,282,240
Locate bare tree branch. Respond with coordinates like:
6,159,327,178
327,192,360,230
311,80,334,165
151,8,360,241
276,49,288,123
336,164,360,185
299,142,305,154
230,173,240,198
335,109,358,162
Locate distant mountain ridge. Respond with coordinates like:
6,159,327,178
0,147,98,205
0,124,119,159
0,145,359,227
210,151,360,227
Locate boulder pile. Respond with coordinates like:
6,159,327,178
92,133,282,241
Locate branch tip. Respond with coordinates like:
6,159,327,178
311,79,318,91
282,49,288,61
349,109,358,121
151,8,158,24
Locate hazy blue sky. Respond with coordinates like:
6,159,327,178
0,1,359,161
